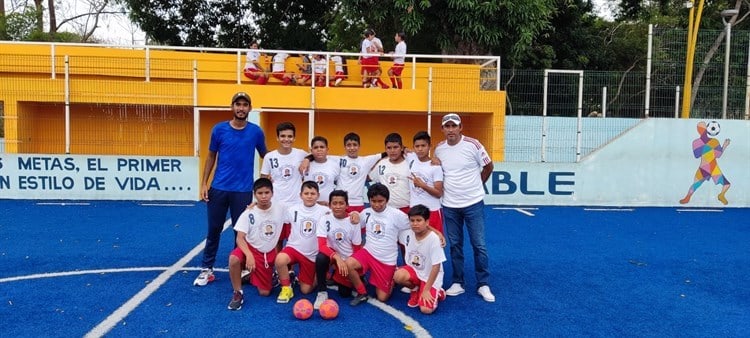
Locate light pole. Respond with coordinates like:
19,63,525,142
721,9,739,119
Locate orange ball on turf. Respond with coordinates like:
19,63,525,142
293,299,313,320
319,299,339,320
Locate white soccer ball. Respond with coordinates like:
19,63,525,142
706,121,721,136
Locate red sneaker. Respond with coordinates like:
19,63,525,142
407,289,420,308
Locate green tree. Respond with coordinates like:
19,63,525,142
123,0,335,49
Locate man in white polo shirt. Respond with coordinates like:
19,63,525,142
434,113,495,302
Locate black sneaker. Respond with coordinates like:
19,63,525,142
349,293,368,306
271,271,280,288
289,271,299,287
227,290,243,310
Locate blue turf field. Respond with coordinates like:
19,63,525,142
1,201,748,337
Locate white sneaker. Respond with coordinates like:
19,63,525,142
445,283,465,296
313,291,328,309
240,269,251,284
334,78,343,86
400,286,413,294
193,268,215,286
477,285,495,302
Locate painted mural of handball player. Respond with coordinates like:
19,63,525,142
679,121,731,205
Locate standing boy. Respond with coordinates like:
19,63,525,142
408,131,444,233
260,122,307,205
227,178,288,310
388,32,407,89
194,92,268,287
393,205,446,314
303,136,341,206
337,132,385,213
275,181,329,303
314,190,362,309
370,133,411,213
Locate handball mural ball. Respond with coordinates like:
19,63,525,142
293,299,313,320
319,299,339,320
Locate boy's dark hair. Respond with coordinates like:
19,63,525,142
408,204,430,220
384,132,403,146
367,183,390,201
344,132,360,145
397,32,406,41
301,180,319,192
254,177,273,192
276,122,296,137
311,135,328,147
329,190,349,204
412,131,431,145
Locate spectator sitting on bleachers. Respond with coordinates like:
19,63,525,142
271,52,293,86
294,54,312,86
243,41,269,85
330,49,347,87
312,54,328,87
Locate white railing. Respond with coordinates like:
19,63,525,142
0,41,501,91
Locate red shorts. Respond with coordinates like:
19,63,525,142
230,244,277,292
390,63,404,76
271,72,287,80
330,260,354,288
351,248,395,294
297,74,311,82
333,70,346,80
360,57,379,73
429,209,443,235
243,68,261,80
399,206,411,214
401,265,442,310
280,246,315,286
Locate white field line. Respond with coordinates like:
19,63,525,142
492,207,537,217
367,298,432,338
138,203,196,207
676,209,723,213
0,267,230,283
583,208,634,212
36,202,91,206
84,219,231,338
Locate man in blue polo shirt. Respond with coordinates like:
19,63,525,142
194,92,268,286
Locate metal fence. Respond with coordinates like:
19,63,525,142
501,27,750,120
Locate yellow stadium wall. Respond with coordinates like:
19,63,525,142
2,43,506,187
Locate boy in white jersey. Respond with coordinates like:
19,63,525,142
330,49,347,86
227,178,288,310
338,132,385,213
260,122,307,206
313,190,363,309
270,52,293,85
370,133,411,213
388,32,407,89
346,183,411,305
393,205,446,314
275,181,330,303
312,54,328,87
243,41,268,85
303,136,341,206
407,131,444,234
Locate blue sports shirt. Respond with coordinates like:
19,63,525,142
208,121,268,192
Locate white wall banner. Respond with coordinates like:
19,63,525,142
485,118,749,208
0,154,198,200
